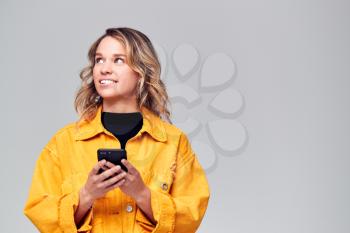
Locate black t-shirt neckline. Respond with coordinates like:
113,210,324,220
101,111,143,149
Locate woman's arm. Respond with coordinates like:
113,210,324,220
24,135,127,233
24,140,90,233
74,187,94,228
134,186,157,225
134,132,210,233
119,159,157,224
74,161,127,227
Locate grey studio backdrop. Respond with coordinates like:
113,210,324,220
1,0,349,232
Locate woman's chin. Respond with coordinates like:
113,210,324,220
100,95,120,101
98,90,121,97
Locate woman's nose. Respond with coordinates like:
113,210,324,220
101,61,112,74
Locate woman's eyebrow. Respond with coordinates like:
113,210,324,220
95,52,126,57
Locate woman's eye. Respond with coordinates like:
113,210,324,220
95,58,103,64
115,58,124,64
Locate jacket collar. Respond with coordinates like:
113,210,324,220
74,105,167,142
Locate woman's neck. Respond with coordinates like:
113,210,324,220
102,98,140,113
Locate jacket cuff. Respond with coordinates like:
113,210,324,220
149,188,176,233
135,208,156,232
58,191,92,233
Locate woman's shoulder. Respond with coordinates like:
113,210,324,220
47,121,81,143
162,121,184,136
158,119,191,145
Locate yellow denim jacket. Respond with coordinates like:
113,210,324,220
23,105,210,233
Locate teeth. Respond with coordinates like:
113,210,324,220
100,79,116,84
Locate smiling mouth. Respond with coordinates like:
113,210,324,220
99,79,118,84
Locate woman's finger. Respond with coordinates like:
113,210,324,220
121,159,137,174
102,171,127,189
104,161,116,169
97,165,122,182
91,159,106,176
99,161,116,172
105,179,126,192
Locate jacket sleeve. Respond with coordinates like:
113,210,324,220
137,132,210,233
23,136,93,233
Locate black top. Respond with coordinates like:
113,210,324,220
101,111,143,149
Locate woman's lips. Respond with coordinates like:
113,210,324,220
99,79,118,87
99,79,117,84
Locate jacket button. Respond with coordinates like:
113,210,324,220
126,204,133,213
161,183,168,191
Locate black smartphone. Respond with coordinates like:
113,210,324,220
97,148,128,174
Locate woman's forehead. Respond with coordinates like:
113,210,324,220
96,36,126,56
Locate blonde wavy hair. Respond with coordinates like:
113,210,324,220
74,27,172,124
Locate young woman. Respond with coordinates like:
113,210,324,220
24,27,210,233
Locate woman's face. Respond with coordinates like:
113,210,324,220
93,36,140,102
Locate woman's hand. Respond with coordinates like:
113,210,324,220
82,159,127,203
120,159,156,224
119,159,148,201
75,160,127,227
